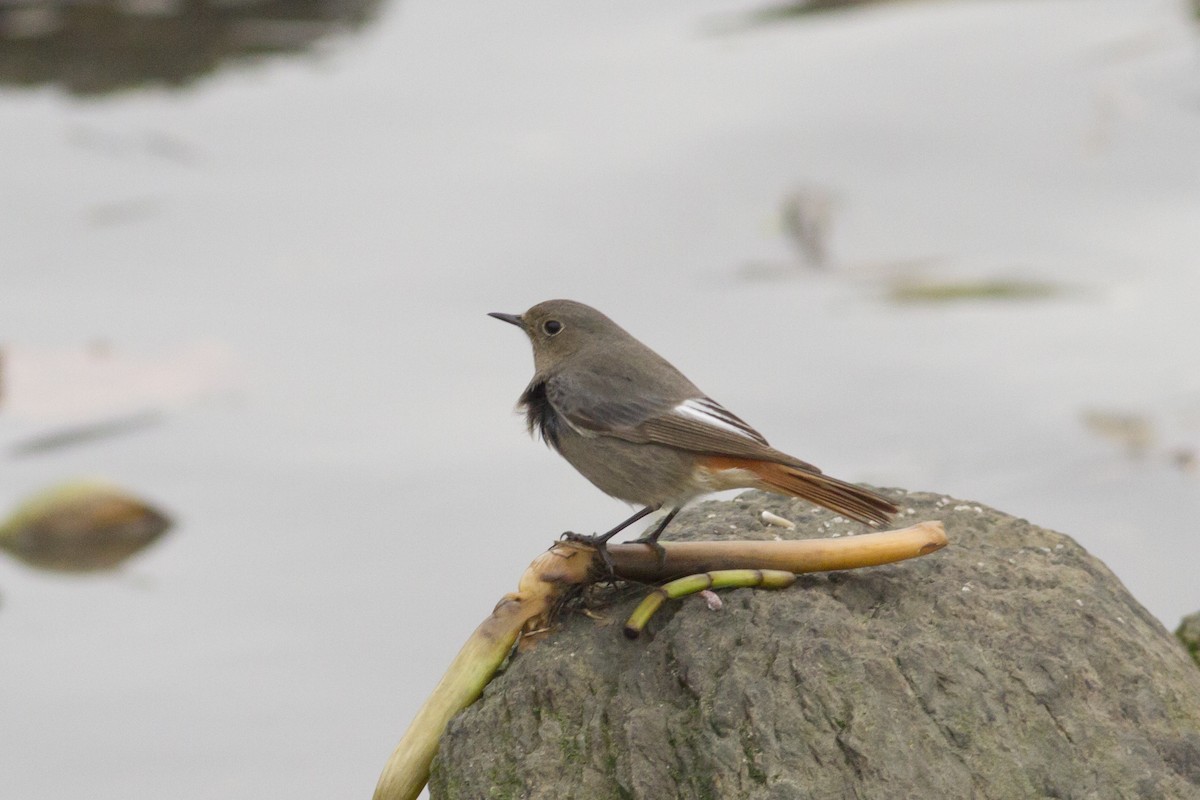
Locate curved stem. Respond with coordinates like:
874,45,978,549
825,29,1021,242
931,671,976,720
623,569,796,638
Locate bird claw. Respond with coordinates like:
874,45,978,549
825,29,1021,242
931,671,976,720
631,535,668,569
560,531,616,579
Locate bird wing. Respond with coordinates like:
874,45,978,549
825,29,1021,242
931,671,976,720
545,373,818,470
542,370,679,434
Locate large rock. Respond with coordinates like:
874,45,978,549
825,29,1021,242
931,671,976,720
429,490,1200,799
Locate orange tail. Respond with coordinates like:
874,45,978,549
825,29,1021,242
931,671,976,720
704,456,898,527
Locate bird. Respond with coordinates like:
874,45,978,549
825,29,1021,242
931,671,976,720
489,299,897,547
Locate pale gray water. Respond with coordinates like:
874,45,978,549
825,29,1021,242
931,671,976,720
2,0,1198,797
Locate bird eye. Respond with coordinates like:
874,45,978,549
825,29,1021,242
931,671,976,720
543,320,563,335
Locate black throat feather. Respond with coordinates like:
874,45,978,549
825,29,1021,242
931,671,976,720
518,380,562,450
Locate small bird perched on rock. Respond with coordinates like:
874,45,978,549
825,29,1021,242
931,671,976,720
490,299,897,546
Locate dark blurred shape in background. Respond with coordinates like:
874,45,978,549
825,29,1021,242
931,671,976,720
0,481,171,572
8,410,164,457
0,0,383,96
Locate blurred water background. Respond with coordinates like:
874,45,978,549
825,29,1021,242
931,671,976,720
1,0,1198,796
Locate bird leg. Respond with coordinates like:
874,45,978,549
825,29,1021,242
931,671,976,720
635,506,682,544
631,506,681,567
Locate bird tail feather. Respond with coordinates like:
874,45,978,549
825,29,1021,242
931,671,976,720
753,462,898,527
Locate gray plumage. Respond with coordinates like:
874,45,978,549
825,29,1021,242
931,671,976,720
491,299,897,535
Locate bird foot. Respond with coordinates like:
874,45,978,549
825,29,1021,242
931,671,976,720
630,535,668,569
560,531,615,578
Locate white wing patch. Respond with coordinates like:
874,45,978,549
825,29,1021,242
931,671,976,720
559,415,599,438
674,398,768,444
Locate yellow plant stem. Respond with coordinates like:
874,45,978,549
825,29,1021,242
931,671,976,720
607,521,947,582
623,569,796,639
373,521,947,800
372,542,594,800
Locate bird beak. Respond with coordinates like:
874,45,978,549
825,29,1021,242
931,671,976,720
488,312,524,328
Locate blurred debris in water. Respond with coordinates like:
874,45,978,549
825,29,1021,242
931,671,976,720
707,0,897,34
887,277,1068,305
1170,448,1196,473
738,186,838,281
752,0,893,17
1082,410,1155,458
1082,404,1200,474
0,482,171,572
8,410,163,457
67,124,203,165
0,0,383,96
781,185,835,270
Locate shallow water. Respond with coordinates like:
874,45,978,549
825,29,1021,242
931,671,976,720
2,0,1198,797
